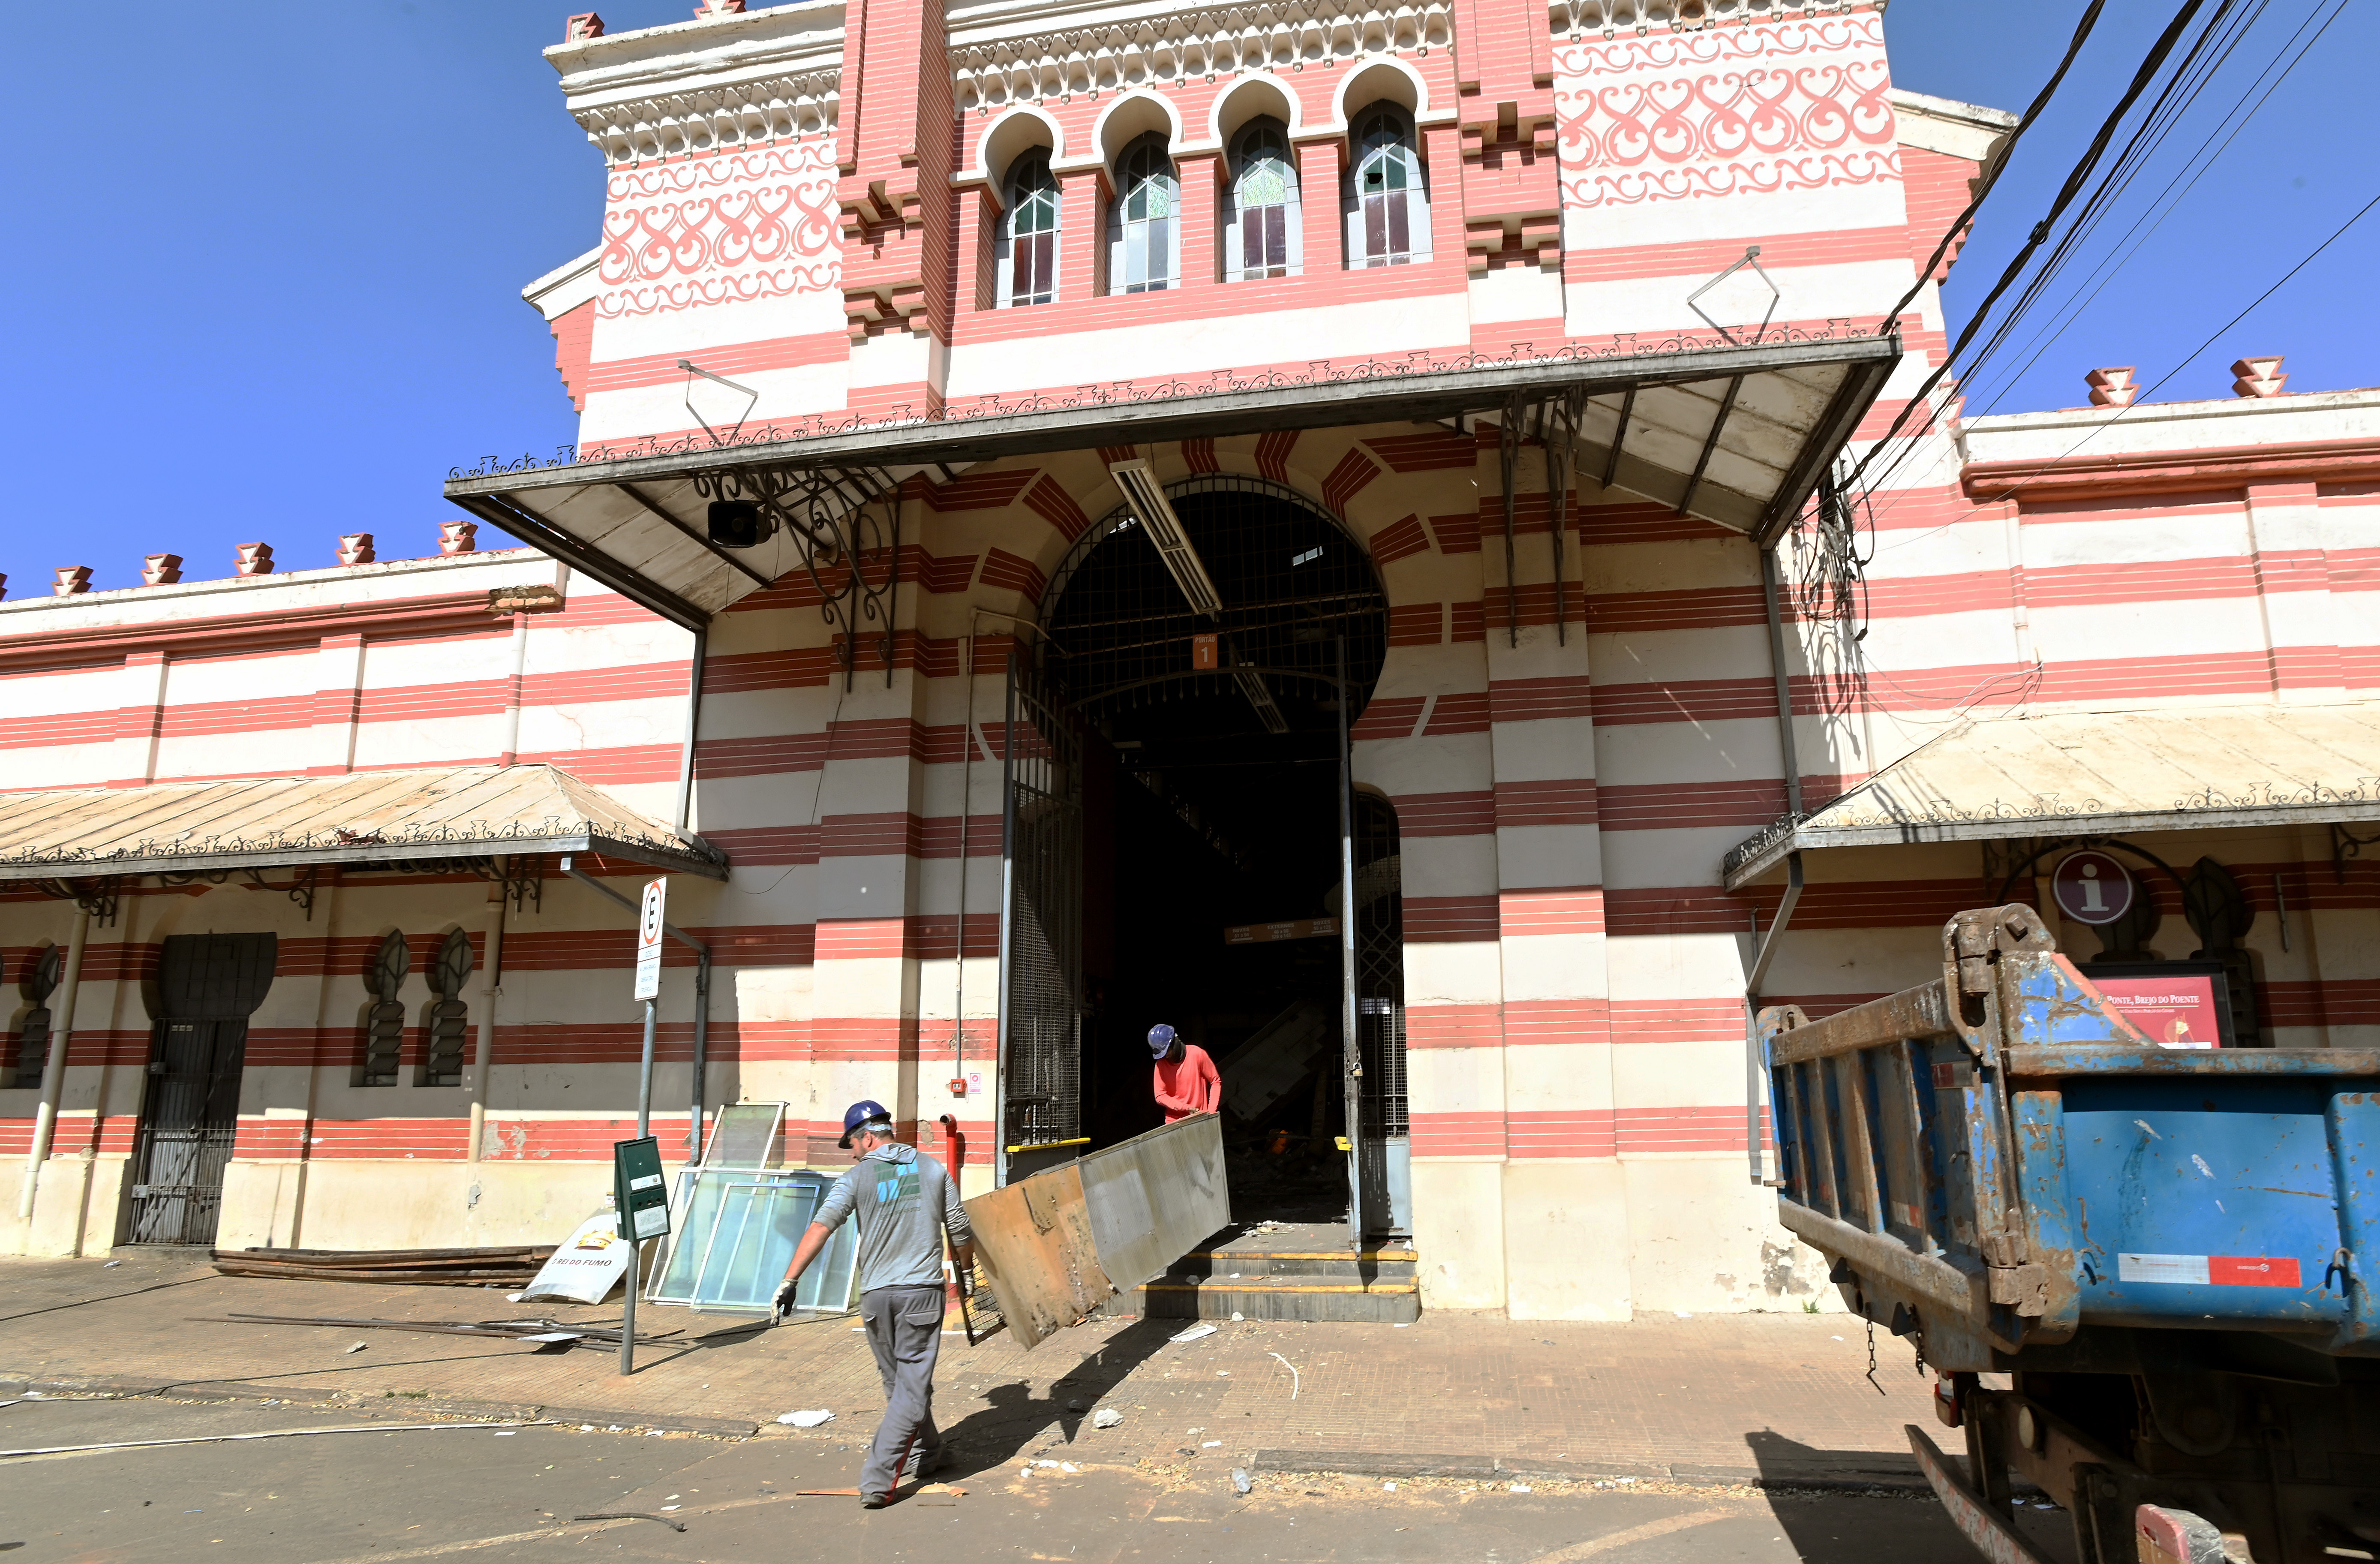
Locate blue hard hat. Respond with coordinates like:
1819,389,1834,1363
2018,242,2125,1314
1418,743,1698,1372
1148,1024,1177,1059
839,1099,892,1148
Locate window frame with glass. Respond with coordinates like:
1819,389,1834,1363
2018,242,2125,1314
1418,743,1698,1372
1346,106,1430,268
1106,132,1180,295
1226,119,1301,281
998,149,1062,307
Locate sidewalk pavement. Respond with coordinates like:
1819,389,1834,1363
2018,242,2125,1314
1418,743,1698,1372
0,1251,1946,1491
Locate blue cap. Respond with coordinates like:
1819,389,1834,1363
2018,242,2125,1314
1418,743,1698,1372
839,1099,892,1148
1148,1024,1177,1059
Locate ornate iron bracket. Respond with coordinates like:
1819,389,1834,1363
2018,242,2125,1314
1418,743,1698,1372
1538,388,1584,647
153,864,322,920
261,864,320,920
470,854,546,914
1495,393,1590,650
688,460,905,689
30,875,123,926
2333,822,2380,884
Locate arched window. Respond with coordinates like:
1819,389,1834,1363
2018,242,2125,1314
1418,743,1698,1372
1227,120,1300,281
1346,107,1428,268
358,931,407,1087
998,150,1060,307
12,944,61,1089
420,929,473,1088
1106,132,1178,294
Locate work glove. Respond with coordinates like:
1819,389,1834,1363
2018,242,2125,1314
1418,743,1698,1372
772,1276,798,1321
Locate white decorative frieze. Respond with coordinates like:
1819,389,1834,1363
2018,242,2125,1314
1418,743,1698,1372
598,141,842,318
1545,0,1860,39
571,69,843,165
951,0,1450,111
1554,11,1896,209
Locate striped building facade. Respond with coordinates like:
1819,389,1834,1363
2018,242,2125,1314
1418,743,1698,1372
4,0,2375,1317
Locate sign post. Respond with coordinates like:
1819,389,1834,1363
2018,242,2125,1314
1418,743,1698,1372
633,878,666,1140
611,1135,670,1376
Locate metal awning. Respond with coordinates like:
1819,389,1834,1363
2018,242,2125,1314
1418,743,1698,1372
0,764,729,885
1722,702,2380,891
443,334,1903,631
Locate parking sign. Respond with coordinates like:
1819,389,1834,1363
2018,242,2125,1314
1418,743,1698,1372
633,877,666,999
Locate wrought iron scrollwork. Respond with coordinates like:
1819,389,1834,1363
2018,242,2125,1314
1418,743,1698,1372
2334,822,2380,884
30,876,123,926
688,461,905,687
449,319,1875,480
468,854,546,914
1494,390,1588,649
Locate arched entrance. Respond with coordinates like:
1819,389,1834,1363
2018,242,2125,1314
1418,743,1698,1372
1003,475,1407,1232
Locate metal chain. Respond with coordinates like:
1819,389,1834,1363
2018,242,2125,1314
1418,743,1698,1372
1865,1317,1884,1396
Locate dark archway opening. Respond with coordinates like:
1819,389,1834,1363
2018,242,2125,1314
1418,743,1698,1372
1040,477,1390,1224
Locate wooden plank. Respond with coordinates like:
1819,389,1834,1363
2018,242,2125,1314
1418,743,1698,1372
962,1164,1113,1352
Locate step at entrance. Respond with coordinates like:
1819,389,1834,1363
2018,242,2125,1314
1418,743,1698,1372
1136,1222,1419,1324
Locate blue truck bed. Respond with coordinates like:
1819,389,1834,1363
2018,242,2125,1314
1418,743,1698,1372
1760,905,2380,1564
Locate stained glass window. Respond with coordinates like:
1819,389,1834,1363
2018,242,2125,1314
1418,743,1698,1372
1231,122,1297,280
1004,151,1060,307
1109,134,1178,294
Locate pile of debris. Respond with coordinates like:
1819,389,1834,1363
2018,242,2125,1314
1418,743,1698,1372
210,1312,677,1351
211,1245,554,1287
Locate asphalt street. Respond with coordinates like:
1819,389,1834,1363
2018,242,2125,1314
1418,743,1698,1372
0,1395,2084,1564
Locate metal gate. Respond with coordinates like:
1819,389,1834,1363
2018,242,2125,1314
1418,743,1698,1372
1352,791,1410,1234
128,932,275,1246
997,651,1084,1184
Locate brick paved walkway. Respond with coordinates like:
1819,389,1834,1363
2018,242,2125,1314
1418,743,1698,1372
0,1252,1940,1486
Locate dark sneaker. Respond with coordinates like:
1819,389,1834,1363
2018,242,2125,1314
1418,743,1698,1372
860,1491,889,1510
905,1447,954,1480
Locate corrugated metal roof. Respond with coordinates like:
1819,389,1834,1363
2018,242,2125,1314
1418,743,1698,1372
1723,702,2380,890
0,764,727,881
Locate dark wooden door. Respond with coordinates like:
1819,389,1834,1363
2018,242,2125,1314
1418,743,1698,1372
128,933,275,1246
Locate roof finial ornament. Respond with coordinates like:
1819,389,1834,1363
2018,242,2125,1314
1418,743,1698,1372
2230,356,2287,398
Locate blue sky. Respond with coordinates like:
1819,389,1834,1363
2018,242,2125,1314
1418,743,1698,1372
0,0,2369,596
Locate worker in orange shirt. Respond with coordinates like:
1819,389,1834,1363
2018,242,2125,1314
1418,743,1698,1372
1149,1023,1220,1122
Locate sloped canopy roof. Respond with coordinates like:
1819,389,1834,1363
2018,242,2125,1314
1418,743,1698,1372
0,765,728,882
1723,702,2380,891
444,334,1902,631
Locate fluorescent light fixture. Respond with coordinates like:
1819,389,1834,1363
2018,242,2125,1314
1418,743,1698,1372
1230,661,1291,734
1109,460,1222,618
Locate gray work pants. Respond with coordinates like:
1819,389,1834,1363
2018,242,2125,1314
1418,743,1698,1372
858,1284,945,1498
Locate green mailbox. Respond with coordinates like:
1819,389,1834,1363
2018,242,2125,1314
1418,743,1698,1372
612,1136,671,1242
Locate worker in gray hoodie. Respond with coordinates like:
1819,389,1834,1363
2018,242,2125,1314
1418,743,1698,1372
775,1099,975,1507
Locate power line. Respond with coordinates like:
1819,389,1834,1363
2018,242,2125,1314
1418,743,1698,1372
1996,187,2380,470
1952,0,2251,395
1870,0,2116,336
1857,182,2377,539
1967,0,2350,414
1844,0,2320,511
1844,0,2215,493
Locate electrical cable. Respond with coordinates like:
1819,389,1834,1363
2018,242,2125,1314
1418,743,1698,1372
1951,0,2248,391
1864,177,2377,536
1873,0,2116,337
1986,187,2380,473
1847,0,2294,511
1845,0,2213,493
1967,0,2349,415
1846,0,2261,502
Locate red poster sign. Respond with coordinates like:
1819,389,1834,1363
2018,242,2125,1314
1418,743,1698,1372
2092,973,2221,1049
1191,633,1219,671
